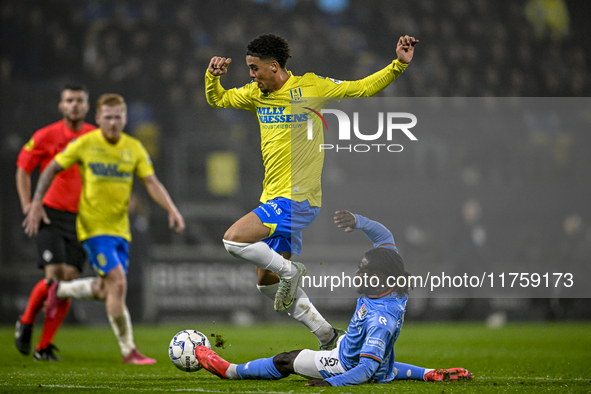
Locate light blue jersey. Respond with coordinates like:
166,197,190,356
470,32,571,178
324,213,406,386
325,295,407,385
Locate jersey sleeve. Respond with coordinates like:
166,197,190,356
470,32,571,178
53,137,83,170
205,71,255,111
316,60,408,98
354,214,396,250
134,142,155,179
324,357,380,386
358,323,393,364
16,133,46,173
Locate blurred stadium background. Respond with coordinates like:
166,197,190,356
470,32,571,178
1,0,590,326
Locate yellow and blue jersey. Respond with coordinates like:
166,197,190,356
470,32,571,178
54,129,154,242
205,60,408,207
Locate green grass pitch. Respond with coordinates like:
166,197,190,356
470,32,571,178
1,322,589,393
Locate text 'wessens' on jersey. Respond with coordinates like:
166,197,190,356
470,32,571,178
256,107,309,124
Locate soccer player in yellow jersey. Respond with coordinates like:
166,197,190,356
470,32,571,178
206,34,418,350
23,94,185,364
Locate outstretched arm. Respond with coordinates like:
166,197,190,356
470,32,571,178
306,357,380,387
22,160,64,236
205,56,255,111
342,35,418,98
334,210,396,249
205,56,233,109
142,174,185,233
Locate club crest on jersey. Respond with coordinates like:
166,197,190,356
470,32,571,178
121,149,132,162
329,78,343,85
290,88,302,101
357,304,367,319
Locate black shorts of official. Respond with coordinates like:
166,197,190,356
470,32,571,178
36,206,87,272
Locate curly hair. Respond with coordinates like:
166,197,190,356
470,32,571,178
246,34,291,68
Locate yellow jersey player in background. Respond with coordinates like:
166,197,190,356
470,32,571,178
23,94,185,364
206,34,418,350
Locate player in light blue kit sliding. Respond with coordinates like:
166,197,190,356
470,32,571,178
195,210,473,386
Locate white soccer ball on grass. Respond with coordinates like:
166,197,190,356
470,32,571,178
169,330,212,372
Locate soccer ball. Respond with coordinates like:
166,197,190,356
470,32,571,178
169,330,212,372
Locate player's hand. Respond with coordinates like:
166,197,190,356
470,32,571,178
334,210,357,233
208,57,232,76
396,35,419,64
169,210,185,234
22,201,50,237
305,379,331,387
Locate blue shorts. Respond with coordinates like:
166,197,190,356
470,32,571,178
253,198,320,256
82,236,129,276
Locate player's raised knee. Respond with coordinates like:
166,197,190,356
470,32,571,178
223,227,241,242
222,238,250,258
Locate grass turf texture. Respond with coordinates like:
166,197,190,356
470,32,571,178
1,322,589,393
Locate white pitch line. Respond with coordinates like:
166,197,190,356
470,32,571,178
1,376,589,392
0,382,293,393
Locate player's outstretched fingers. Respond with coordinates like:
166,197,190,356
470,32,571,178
334,210,356,232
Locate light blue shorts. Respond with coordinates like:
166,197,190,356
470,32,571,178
253,197,320,256
82,235,129,276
